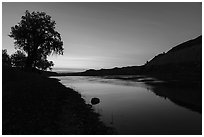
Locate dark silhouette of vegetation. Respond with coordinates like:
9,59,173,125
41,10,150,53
11,50,26,68
35,59,54,70
9,10,63,70
3,49,54,71
2,49,11,66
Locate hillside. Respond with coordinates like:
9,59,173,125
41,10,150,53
146,36,202,66
144,36,202,82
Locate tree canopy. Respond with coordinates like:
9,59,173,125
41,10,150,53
11,50,27,68
9,10,63,70
2,49,11,66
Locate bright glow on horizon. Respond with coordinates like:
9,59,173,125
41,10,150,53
48,54,142,69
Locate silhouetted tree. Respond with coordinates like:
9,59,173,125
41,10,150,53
9,10,63,70
11,50,27,68
2,49,11,66
35,59,54,71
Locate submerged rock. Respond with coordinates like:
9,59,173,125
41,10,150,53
91,97,100,105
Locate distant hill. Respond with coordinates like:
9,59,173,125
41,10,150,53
81,66,144,76
61,36,202,83
146,36,202,66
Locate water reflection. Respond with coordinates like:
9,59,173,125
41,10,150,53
53,76,202,135
101,75,202,114
148,84,202,114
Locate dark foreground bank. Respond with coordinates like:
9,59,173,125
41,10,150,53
2,66,112,135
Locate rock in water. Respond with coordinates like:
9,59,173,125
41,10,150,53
91,97,100,105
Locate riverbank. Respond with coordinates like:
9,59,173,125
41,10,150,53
2,66,112,135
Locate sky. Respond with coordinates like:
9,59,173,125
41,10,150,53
2,2,202,70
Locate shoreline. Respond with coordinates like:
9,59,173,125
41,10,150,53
2,66,113,135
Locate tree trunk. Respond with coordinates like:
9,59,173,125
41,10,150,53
25,57,32,70
25,50,34,71
25,43,38,71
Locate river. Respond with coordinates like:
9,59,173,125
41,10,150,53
52,75,201,135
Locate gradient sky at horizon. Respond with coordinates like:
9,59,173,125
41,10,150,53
2,2,202,69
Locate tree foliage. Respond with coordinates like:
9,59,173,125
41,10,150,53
2,49,11,66
9,10,63,70
35,59,54,71
11,50,27,68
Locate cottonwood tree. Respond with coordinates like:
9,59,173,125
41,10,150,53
9,10,63,70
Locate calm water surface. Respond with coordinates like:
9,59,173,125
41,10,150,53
53,76,201,134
